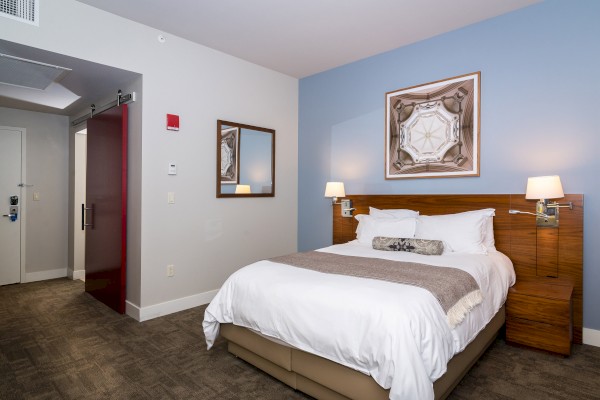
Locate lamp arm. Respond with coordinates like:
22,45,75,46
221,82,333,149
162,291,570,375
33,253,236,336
508,209,549,218
331,196,343,205
546,201,573,210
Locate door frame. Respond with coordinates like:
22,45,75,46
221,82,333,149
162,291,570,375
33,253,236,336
0,126,27,283
72,128,87,281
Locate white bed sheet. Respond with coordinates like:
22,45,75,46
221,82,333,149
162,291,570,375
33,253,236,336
203,241,515,400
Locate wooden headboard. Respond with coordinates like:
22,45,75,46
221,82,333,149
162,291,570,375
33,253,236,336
332,194,584,344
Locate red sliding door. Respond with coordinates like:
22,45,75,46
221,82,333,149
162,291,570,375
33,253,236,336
84,104,128,313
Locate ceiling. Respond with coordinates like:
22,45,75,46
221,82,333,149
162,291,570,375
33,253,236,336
76,0,540,78
0,0,540,115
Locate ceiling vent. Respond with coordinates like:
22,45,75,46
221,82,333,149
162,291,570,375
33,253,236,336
0,0,39,25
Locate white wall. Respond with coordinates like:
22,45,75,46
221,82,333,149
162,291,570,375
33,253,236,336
1,0,298,317
0,107,69,279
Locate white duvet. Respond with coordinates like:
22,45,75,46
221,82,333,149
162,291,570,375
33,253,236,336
203,241,515,400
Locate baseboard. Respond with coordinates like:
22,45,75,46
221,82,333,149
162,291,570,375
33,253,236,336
125,289,219,322
72,269,85,281
66,269,85,281
125,301,141,321
24,268,67,283
583,328,600,347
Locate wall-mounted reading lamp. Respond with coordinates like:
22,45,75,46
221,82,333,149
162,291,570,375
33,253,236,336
324,181,355,217
509,175,573,227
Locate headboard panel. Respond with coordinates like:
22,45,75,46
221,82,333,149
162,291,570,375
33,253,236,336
332,194,584,343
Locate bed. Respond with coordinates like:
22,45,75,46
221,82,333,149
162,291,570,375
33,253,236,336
203,194,584,400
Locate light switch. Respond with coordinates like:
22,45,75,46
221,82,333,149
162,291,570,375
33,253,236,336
33,192,40,201
168,162,177,175
341,199,355,218
168,192,175,204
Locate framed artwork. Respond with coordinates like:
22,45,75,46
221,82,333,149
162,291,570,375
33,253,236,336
385,72,480,179
220,126,239,184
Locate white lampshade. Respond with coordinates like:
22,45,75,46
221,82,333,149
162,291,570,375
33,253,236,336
324,182,345,198
525,175,564,200
235,184,251,194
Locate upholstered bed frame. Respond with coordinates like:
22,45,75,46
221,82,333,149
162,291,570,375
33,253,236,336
221,306,504,400
219,194,583,400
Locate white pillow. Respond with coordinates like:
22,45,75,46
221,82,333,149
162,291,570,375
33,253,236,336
454,208,496,251
357,208,418,237
415,210,493,254
483,216,495,251
354,214,366,237
369,207,419,219
356,215,417,245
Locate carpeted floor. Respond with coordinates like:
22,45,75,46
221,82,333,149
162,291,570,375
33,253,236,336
1,279,599,400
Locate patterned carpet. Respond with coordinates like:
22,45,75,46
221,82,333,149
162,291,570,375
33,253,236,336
1,278,599,400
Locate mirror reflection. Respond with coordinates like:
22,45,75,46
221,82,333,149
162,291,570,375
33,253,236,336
217,120,275,197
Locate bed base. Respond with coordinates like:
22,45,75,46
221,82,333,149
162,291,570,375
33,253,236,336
221,306,504,400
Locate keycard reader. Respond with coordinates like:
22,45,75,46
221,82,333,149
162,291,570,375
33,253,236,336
3,195,19,222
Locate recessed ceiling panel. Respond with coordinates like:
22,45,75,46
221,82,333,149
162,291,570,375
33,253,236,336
0,81,80,109
0,53,71,90
0,39,142,115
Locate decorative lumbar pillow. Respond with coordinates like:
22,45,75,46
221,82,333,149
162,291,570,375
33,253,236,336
372,237,444,255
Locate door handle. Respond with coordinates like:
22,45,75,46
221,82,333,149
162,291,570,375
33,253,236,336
2,214,17,221
82,203,94,230
3,205,18,221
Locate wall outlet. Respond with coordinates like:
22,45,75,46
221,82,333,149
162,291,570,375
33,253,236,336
167,264,175,277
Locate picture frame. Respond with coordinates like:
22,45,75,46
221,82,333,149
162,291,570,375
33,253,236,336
220,126,239,184
385,72,480,179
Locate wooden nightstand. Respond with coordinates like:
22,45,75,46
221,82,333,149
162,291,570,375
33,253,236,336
506,277,573,356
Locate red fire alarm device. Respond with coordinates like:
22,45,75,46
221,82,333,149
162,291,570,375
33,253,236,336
166,114,180,131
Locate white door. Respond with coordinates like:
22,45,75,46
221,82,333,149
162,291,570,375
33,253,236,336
0,127,23,285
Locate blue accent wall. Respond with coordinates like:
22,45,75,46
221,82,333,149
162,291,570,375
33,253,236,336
298,0,600,330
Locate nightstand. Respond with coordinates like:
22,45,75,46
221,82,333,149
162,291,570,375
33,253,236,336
506,277,573,356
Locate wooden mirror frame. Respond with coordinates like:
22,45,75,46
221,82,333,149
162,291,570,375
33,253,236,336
216,120,275,198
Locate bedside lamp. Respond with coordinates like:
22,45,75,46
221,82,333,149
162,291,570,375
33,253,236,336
324,181,355,218
509,175,572,227
324,182,345,205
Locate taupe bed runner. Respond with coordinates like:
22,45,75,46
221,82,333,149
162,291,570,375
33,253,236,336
270,251,482,329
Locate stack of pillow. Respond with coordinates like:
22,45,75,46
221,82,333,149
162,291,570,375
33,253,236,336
355,207,496,255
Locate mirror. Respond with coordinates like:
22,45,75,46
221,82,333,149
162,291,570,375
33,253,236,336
217,120,275,198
